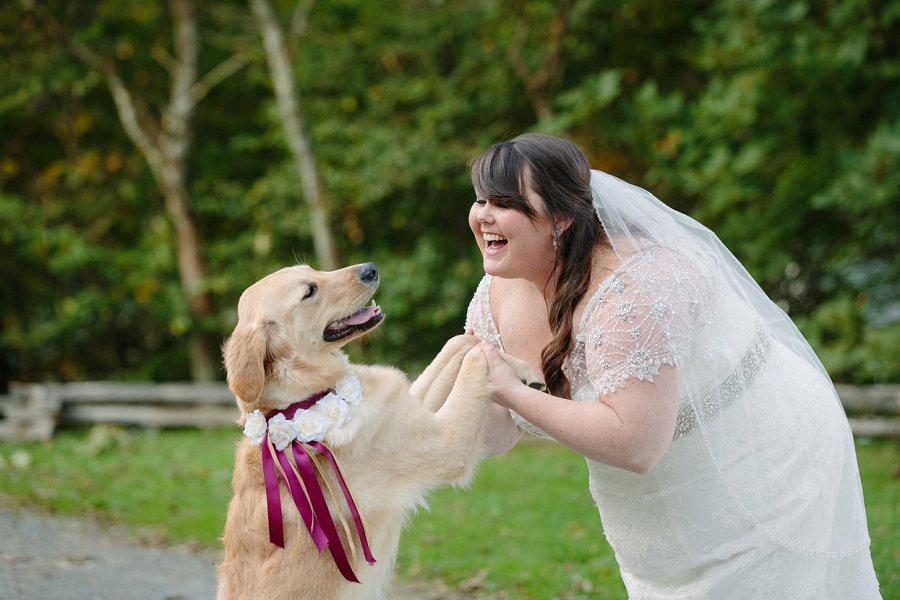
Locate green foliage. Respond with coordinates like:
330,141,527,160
795,294,900,383
0,431,896,597
0,0,897,384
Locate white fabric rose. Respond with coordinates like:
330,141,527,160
316,393,351,429
267,413,298,451
243,410,268,446
335,372,363,406
293,408,330,443
241,372,365,450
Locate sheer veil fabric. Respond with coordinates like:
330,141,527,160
466,169,881,598
588,169,869,557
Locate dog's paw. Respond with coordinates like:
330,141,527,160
446,333,482,352
527,379,548,392
501,353,546,393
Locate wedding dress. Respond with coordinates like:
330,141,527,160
465,170,881,599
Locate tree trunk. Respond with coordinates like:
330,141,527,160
57,0,249,381
160,0,216,381
505,0,572,122
249,0,339,270
159,169,217,382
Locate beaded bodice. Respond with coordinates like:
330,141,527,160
563,245,709,399
465,245,759,440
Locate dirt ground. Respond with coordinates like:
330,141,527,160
0,503,494,600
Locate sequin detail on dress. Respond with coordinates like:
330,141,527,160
672,325,771,439
565,245,711,398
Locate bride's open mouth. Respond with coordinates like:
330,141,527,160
484,232,508,254
323,299,384,342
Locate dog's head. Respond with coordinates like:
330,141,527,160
222,263,384,415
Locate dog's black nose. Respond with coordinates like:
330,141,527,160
359,262,378,283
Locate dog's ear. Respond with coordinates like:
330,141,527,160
223,323,268,410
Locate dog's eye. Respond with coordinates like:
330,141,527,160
302,284,318,300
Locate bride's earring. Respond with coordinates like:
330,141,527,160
552,229,561,250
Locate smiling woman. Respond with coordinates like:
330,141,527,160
460,132,882,599
468,188,560,285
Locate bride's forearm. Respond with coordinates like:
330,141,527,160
495,380,676,474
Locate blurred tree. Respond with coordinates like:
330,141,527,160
29,0,250,380
657,0,900,382
1,3,190,382
541,0,898,381
249,0,338,270
503,0,573,121
0,0,896,384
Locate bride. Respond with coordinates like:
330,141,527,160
464,133,881,598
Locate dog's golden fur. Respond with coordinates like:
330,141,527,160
217,263,539,600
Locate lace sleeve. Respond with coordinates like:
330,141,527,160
464,275,503,349
464,274,553,440
580,247,709,397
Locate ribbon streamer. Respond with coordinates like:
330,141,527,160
259,394,376,583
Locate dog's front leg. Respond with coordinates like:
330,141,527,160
411,334,480,411
426,345,495,485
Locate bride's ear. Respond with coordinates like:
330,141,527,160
555,215,574,233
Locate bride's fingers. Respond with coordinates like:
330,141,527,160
479,342,516,374
478,340,498,358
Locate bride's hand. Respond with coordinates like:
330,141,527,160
475,341,527,408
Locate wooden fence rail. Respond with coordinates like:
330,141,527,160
0,382,237,441
835,384,900,439
1,381,898,442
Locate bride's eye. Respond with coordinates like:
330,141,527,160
474,197,487,206
302,284,318,300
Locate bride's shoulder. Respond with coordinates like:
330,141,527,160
579,244,714,321
625,244,714,284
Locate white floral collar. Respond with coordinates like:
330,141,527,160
243,371,364,450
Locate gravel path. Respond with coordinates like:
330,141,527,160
0,504,487,600
0,504,220,600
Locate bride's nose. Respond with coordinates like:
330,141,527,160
473,201,494,223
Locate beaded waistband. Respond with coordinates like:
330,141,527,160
673,325,772,440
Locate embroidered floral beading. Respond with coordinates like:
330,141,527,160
464,275,504,351
566,246,709,396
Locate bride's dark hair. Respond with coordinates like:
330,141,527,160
469,133,605,398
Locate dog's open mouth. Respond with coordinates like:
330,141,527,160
324,300,384,342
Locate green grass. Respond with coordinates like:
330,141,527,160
397,438,622,599
0,426,236,545
0,428,896,598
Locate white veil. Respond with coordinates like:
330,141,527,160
589,169,871,557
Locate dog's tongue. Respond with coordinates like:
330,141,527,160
341,305,381,326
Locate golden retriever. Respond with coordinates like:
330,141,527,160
217,262,541,600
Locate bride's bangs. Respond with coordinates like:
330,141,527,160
469,142,536,217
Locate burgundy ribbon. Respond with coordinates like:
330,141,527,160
259,392,376,583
